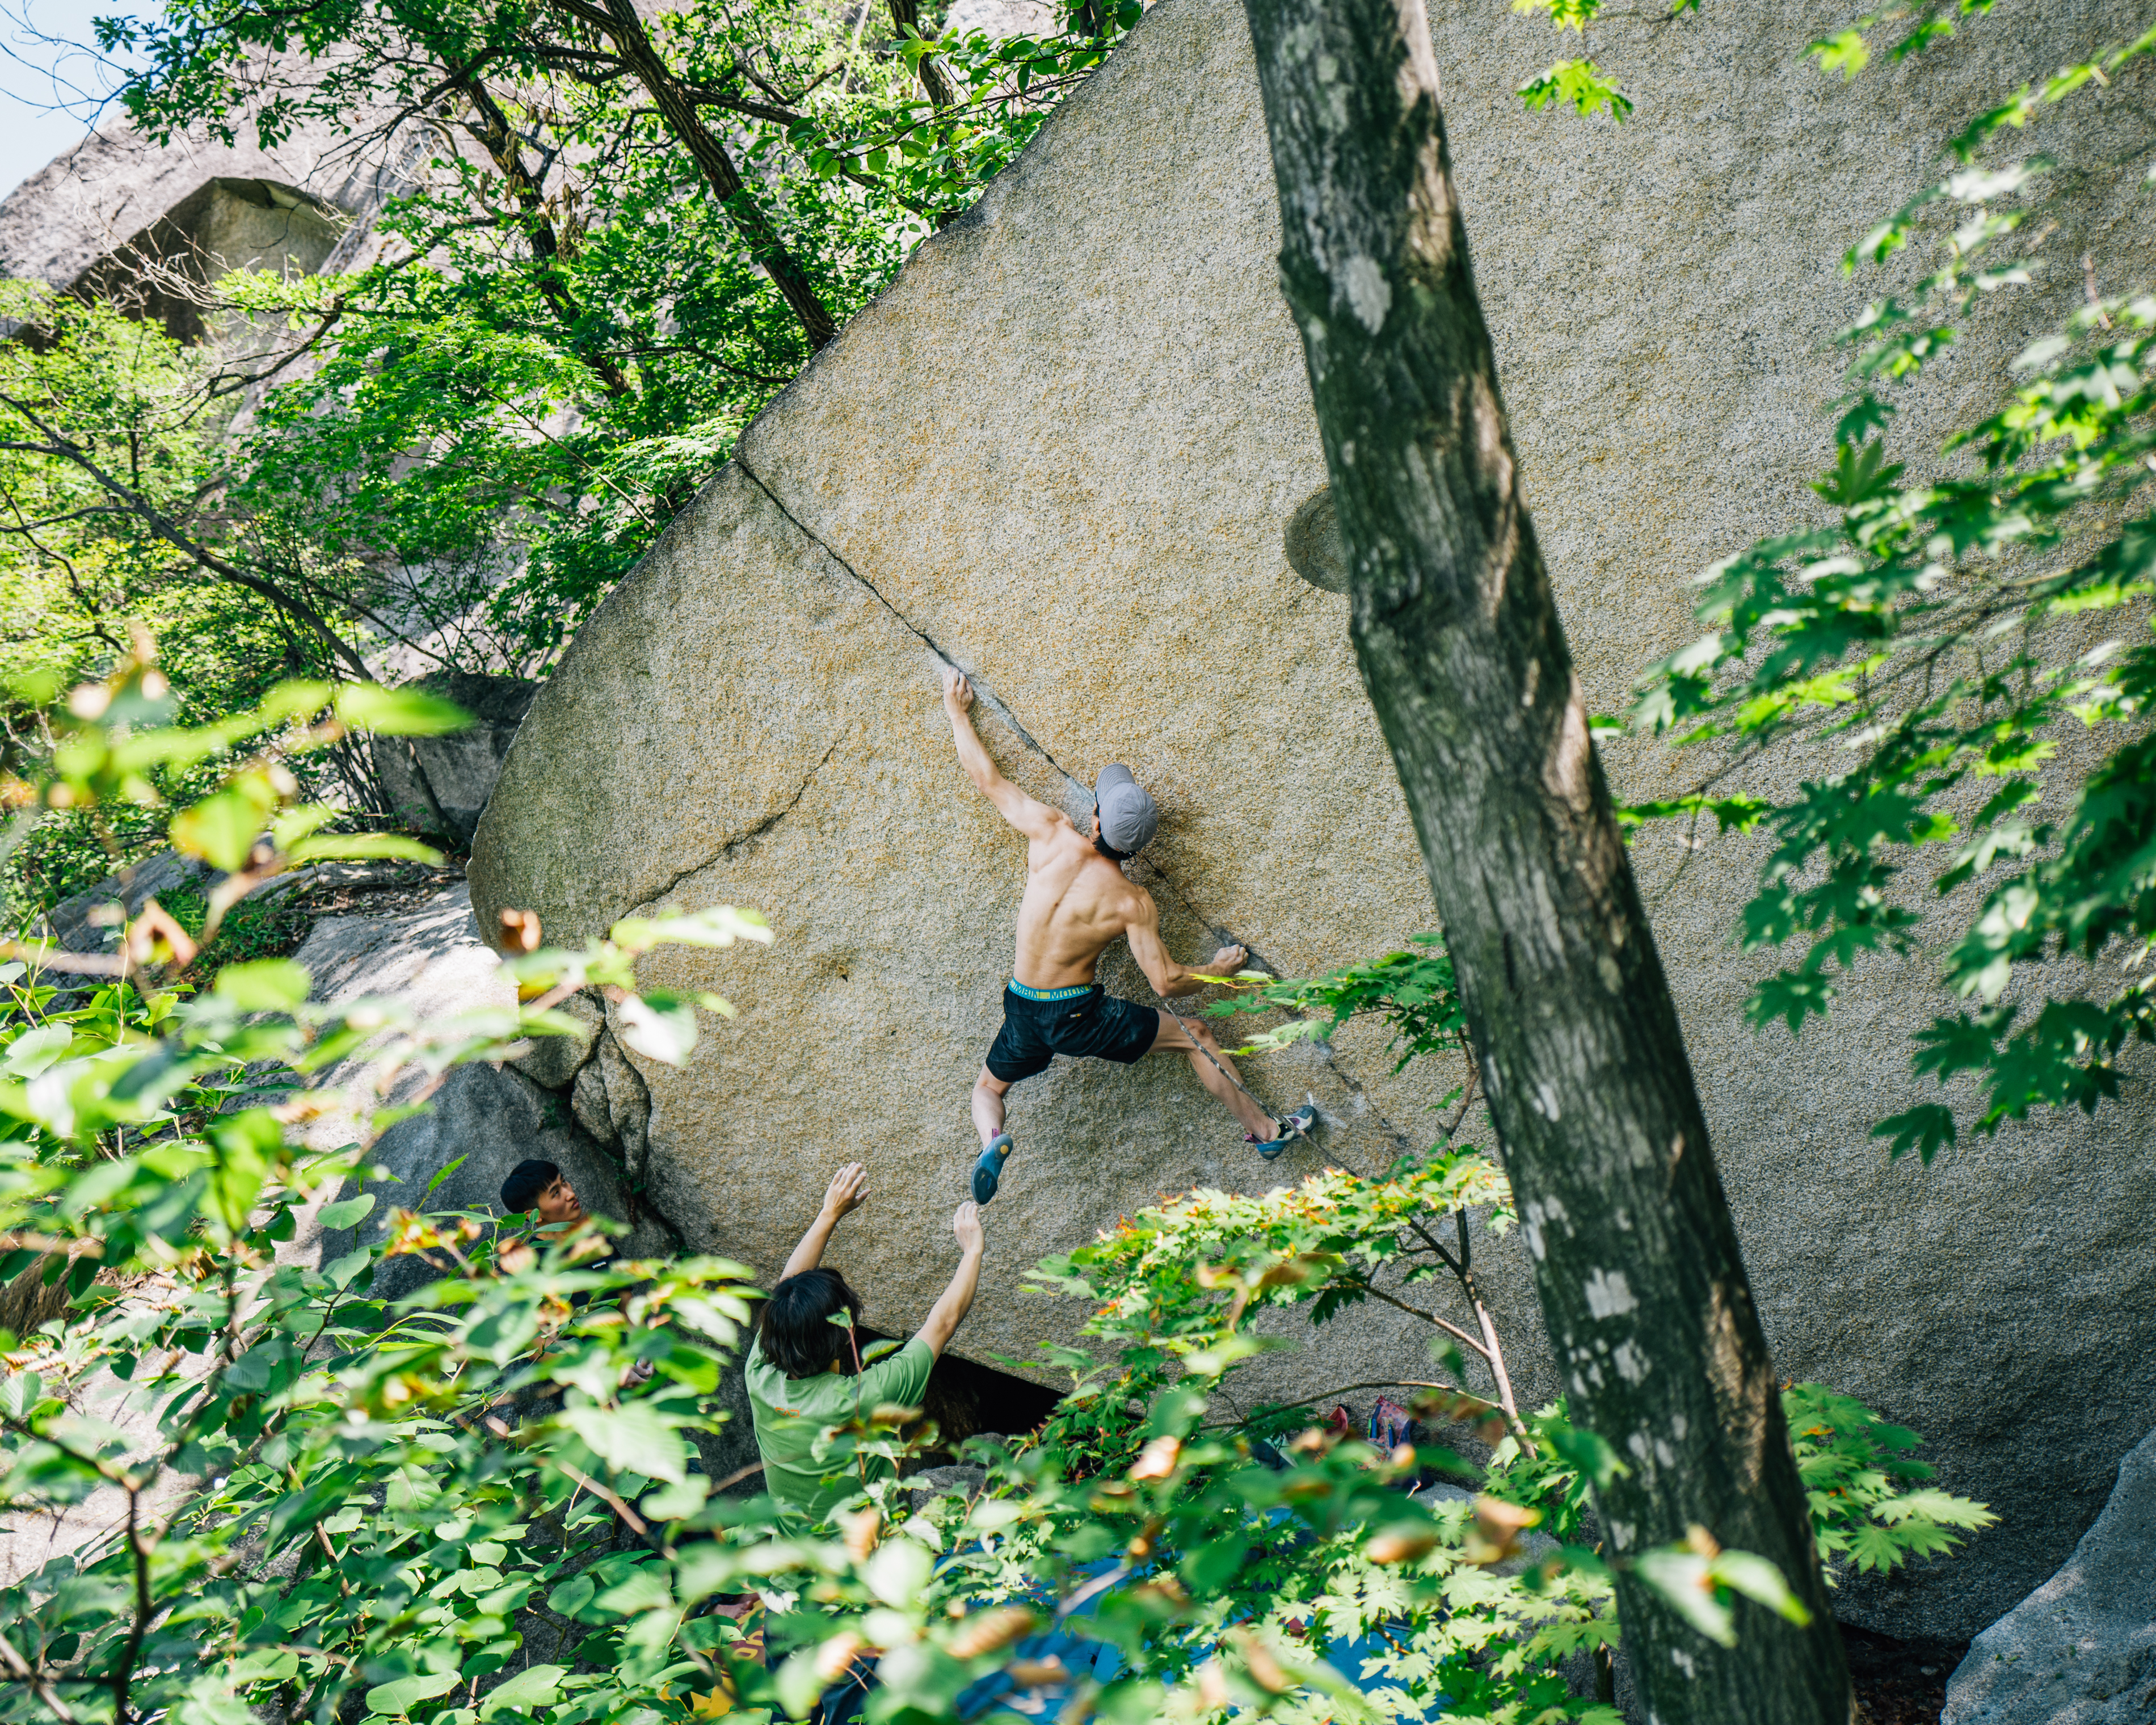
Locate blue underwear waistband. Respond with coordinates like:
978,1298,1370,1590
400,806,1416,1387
1008,979,1096,1003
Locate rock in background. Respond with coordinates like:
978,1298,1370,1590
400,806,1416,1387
40,851,203,954
294,884,672,1296
373,671,540,845
1944,1428,2156,1724
467,0,2156,1640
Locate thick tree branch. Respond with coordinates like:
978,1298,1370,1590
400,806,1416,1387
550,0,837,350
453,73,633,399
885,0,958,107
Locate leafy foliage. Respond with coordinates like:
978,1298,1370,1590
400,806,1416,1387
43,0,1147,680
1505,0,1661,122
0,656,1984,1725
1019,1150,1984,1713
1200,932,1468,1075
1517,59,1632,121
1783,1385,1997,1580
1626,28,2156,1152
1808,0,2000,80
1029,1146,1521,1461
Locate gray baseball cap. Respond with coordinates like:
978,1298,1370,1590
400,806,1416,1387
1094,764,1159,855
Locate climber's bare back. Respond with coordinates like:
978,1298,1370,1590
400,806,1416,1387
1009,817,1152,990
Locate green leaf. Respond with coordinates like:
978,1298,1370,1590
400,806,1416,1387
478,1664,564,1720
213,960,312,1011
614,995,698,1066
365,1672,463,1715
864,1538,933,1606
319,1192,376,1229
3,1025,73,1078
1870,1105,1956,1164
1707,1549,1813,1626
546,1573,596,1618
170,784,267,872
1546,1422,1628,1490
267,1474,349,1546
1517,58,1632,119
286,833,444,866
1634,1546,1733,1646
334,684,471,736
555,1403,688,1484
1746,968,1837,1034
1809,30,1871,79
426,1155,468,1197
775,1650,826,1719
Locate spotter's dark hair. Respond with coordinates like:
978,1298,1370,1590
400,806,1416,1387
500,1159,559,1215
759,1267,862,1378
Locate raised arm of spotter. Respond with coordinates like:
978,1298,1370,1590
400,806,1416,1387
780,1163,866,1282
913,1200,985,1359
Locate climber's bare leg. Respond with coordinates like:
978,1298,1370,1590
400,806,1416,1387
971,1066,1012,1148
1149,1010,1275,1140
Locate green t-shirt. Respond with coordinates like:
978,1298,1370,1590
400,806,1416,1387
744,1334,936,1526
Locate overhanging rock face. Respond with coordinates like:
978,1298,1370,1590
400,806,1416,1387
0,117,391,305
472,0,2156,1638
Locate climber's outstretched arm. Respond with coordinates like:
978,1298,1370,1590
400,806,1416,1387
1124,891,1248,1000
943,667,1062,842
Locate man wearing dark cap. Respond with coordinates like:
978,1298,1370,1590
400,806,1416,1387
500,1159,585,1235
941,668,1315,1203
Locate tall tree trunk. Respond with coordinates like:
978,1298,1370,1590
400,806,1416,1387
886,0,958,107
554,0,839,351
1235,2,1852,1721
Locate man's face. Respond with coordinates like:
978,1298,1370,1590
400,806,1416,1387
536,1177,583,1226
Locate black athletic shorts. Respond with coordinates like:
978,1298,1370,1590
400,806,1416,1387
984,982,1160,1083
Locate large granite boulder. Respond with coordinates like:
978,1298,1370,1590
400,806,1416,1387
469,0,2156,1638
1944,1428,2156,1723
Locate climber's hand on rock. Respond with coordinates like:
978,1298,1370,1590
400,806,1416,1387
942,666,974,713
823,1162,868,1221
953,1200,984,1257
1207,945,1248,978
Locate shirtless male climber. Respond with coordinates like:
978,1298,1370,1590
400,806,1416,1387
943,667,1317,1204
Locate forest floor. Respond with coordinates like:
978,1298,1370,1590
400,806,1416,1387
1846,1622,1969,1724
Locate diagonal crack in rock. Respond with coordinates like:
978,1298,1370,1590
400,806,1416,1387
736,455,1076,777
635,735,840,915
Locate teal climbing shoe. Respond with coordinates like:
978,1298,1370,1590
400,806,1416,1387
972,1134,1013,1204
1250,1104,1319,1162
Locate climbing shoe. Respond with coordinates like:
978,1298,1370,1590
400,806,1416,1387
972,1134,1013,1205
1250,1104,1319,1162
